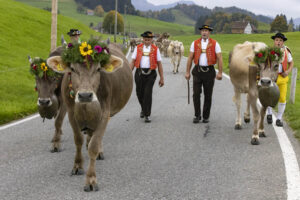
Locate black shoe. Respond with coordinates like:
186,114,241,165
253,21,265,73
193,117,200,123
276,119,283,127
140,111,144,118
202,119,209,123
267,114,273,124
145,116,151,123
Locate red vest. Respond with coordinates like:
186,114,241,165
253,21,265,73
194,38,217,65
281,48,288,72
135,44,158,70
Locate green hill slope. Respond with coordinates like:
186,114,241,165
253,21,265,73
0,0,103,124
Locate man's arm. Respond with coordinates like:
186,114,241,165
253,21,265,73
157,61,164,87
185,52,194,80
216,53,223,80
282,60,294,77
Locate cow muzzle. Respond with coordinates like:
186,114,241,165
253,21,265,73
76,91,98,103
37,98,52,107
258,77,273,87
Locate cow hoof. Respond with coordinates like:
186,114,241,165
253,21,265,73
259,132,266,137
244,118,250,123
235,124,242,130
251,138,260,145
97,152,104,160
71,168,84,176
50,147,61,153
84,183,99,192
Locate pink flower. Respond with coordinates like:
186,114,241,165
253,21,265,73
94,45,103,53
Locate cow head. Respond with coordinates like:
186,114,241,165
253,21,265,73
169,41,184,55
253,47,283,87
253,47,283,107
28,56,62,119
47,39,123,131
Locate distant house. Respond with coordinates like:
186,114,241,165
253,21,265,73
86,9,94,16
231,21,257,34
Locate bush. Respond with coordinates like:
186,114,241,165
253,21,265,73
94,5,105,17
103,10,124,34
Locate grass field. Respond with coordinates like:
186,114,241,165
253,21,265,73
172,32,300,139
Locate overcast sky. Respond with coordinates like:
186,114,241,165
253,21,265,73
148,0,300,19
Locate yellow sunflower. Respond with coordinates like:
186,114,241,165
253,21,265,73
79,42,93,56
41,62,48,71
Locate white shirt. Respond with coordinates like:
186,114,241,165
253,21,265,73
278,47,293,73
190,38,221,66
132,45,162,69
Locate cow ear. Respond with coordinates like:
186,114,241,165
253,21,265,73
102,55,123,73
47,56,68,73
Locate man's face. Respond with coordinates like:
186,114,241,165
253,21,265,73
70,35,80,42
143,37,153,46
274,38,284,48
200,29,210,39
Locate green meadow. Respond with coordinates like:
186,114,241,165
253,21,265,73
173,32,300,139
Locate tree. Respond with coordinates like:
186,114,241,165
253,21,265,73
103,10,124,34
94,5,105,17
288,18,294,32
270,14,288,32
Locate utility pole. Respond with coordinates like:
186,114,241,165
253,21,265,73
124,4,127,37
50,0,58,52
114,0,118,43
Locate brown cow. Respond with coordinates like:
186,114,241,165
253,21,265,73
229,41,282,145
28,47,67,152
47,41,133,191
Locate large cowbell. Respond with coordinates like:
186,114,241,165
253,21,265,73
258,83,280,108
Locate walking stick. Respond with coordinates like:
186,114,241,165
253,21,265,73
187,80,190,104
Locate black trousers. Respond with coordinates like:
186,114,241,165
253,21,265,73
192,65,216,119
135,69,157,117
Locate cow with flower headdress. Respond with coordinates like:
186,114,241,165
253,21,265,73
47,39,133,192
28,47,67,152
229,41,283,145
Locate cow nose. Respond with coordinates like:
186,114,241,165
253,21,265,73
261,78,271,86
78,92,93,102
39,99,51,106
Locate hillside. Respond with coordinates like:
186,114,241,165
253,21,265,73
132,0,194,11
0,0,103,124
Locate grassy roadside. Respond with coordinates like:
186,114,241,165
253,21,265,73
172,32,300,139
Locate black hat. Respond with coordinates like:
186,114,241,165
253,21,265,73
141,31,154,38
67,29,81,36
271,32,287,41
199,25,213,31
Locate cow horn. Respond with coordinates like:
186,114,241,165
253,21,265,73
28,55,32,64
61,34,67,46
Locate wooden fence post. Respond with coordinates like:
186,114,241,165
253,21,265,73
289,67,297,104
50,0,58,52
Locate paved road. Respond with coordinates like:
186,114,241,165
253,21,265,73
1,56,300,200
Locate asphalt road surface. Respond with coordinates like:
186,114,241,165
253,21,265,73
1,56,300,200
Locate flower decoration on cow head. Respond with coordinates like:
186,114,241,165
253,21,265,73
254,47,283,64
61,38,110,69
29,57,56,78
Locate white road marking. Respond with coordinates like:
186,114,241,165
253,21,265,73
0,114,39,131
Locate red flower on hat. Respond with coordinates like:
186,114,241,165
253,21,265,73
257,53,263,58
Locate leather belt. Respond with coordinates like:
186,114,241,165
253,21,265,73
138,68,152,75
196,65,214,72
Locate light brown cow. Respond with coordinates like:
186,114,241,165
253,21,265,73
167,40,184,74
130,38,142,52
229,41,282,145
162,39,171,57
47,42,133,191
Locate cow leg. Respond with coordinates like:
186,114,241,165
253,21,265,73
176,57,180,73
51,104,67,153
84,116,109,192
258,106,267,137
172,58,176,74
249,92,260,145
68,111,84,176
233,90,242,129
244,94,251,123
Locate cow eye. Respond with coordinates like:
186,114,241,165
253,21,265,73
70,67,75,73
97,67,101,72
274,65,279,71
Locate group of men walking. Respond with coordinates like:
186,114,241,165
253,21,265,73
67,25,293,127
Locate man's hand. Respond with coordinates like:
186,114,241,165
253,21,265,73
185,72,190,80
159,78,164,87
281,71,289,77
216,71,222,80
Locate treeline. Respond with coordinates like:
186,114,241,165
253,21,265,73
137,9,175,22
194,12,258,34
74,0,136,14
